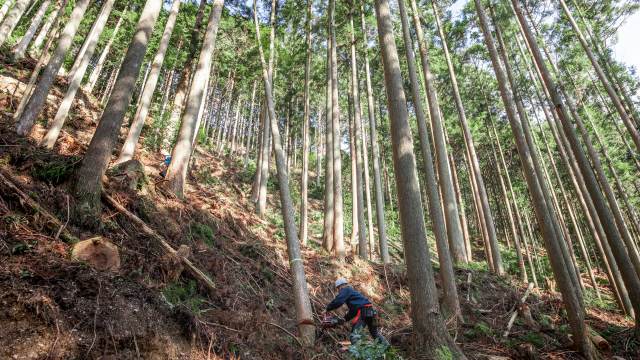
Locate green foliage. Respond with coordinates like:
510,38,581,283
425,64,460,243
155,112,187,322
162,280,205,314
348,328,401,360
189,222,215,247
434,346,453,360
31,157,80,185
518,332,546,348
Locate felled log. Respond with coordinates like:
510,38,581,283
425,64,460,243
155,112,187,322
102,193,216,293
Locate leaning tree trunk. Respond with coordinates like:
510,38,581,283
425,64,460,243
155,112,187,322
558,0,640,154
360,3,388,263
11,0,51,60
84,8,126,94
116,0,181,163
398,0,460,318
15,0,92,136
11,0,68,121
0,0,14,24
513,0,640,321
253,0,315,345
477,0,594,357
30,1,60,56
165,0,225,198
410,0,468,266
73,0,163,222
0,0,30,46
373,0,466,357
41,0,116,148
299,0,311,246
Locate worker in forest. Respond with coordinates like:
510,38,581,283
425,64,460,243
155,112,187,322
324,277,389,347
159,151,172,178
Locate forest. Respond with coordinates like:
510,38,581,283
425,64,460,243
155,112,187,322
0,0,639,358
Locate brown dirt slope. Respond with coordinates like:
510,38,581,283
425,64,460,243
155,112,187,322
0,58,637,360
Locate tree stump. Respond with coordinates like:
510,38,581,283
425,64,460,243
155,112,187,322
71,237,120,271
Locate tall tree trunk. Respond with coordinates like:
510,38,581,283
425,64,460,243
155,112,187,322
430,0,502,269
253,0,315,345
299,0,311,246
329,0,344,259
41,0,117,148
398,0,461,318
11,0,50,60
322,35,335,251
117,0,181,163
373,0,465,356
477,1,596,357
410,0,468,266
73,0,162,221
348,7,367,258
360,3,388,263
85,8,126,94
0,0,30,46
15,0,92,135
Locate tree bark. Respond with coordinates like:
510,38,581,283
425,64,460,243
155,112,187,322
73,0,162,221
0,0,14,24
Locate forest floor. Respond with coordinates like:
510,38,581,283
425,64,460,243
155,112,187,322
0,58,638,360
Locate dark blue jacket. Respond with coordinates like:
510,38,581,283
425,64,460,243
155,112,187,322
326,286,371,321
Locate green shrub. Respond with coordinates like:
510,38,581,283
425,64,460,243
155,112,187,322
189,222,215,247
31,157,80,185
162,280,205,314
348,328,402,360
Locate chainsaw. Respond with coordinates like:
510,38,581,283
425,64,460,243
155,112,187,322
320,314,344,329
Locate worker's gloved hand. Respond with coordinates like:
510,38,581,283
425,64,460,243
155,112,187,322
336,317,345,325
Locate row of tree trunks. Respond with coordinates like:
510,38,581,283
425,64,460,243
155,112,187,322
398,0,460,319
373,0,465,357
475,1,596,358
41,0,117,149
117,0,182,164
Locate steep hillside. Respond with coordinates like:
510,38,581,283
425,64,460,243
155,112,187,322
0,60,637,360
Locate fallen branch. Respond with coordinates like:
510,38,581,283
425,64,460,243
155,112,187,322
503,282,535,337
0,169,79,243
102,193,217,293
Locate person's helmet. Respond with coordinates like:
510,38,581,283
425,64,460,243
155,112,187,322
335,277,348,288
